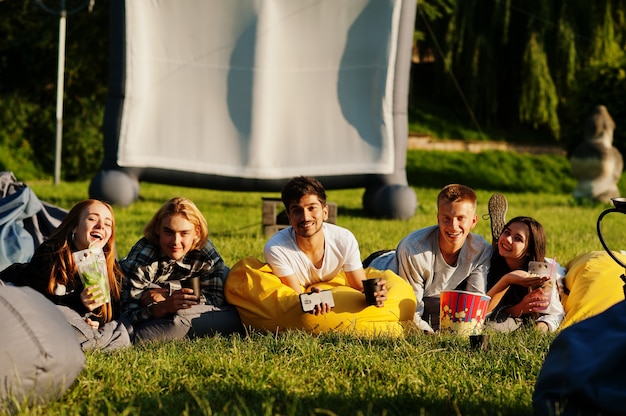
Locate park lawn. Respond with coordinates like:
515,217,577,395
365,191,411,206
27,179,624,267
8,149,625,415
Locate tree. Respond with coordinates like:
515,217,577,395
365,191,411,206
414,0,626,142
0,0,109,180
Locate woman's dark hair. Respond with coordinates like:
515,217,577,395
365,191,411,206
487,216,546,290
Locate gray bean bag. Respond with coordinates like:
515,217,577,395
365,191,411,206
0,285,85,406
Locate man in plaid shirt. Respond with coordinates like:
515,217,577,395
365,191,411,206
120,197,243,343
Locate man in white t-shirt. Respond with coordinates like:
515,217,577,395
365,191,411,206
264,176,387,314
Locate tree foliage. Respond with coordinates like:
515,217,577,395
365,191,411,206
2,1,626,180
0,0,108,180
415,0,626,144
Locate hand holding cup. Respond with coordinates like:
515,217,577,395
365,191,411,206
181,276,201,300
522,288,550,313
527,261,556,307
81,285,106,311
363,278,387,307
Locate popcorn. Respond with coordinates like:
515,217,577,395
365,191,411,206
440,290,490,336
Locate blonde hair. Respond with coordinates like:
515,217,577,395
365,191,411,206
143,197,209,250
46,199,121,323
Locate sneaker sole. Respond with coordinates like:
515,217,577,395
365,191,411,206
488,193,508,243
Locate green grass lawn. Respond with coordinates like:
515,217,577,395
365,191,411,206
6,149,626,415
27,151,625,266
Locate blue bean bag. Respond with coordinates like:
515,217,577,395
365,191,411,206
534,299,626,415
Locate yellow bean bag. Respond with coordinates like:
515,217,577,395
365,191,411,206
224,257,417,337
560,251,626,329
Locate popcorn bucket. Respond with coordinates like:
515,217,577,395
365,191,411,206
440,290,490,336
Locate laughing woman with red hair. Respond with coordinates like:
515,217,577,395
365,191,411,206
0,199,131,351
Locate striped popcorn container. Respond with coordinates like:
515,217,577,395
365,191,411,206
440,290,491,336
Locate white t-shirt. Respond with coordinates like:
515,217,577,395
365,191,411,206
263,223,363,287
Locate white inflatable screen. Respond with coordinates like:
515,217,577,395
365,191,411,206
116,0,402,179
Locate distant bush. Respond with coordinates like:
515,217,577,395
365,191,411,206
0,93,105,181
406,149,577,194
0,94,43,179
58,95,105,181
0,1,109,181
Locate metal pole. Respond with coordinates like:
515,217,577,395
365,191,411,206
54,3,67,185
36,0,94,185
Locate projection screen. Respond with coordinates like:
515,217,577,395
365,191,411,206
90,0,417,219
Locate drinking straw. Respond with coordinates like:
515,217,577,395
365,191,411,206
548,256,556,279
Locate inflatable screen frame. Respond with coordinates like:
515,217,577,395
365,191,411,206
90,0,417,219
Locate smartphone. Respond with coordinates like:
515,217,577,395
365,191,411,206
299,290,335,313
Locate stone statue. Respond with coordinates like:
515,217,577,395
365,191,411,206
570,105,623,202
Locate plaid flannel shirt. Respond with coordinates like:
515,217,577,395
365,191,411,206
119,237,227,324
